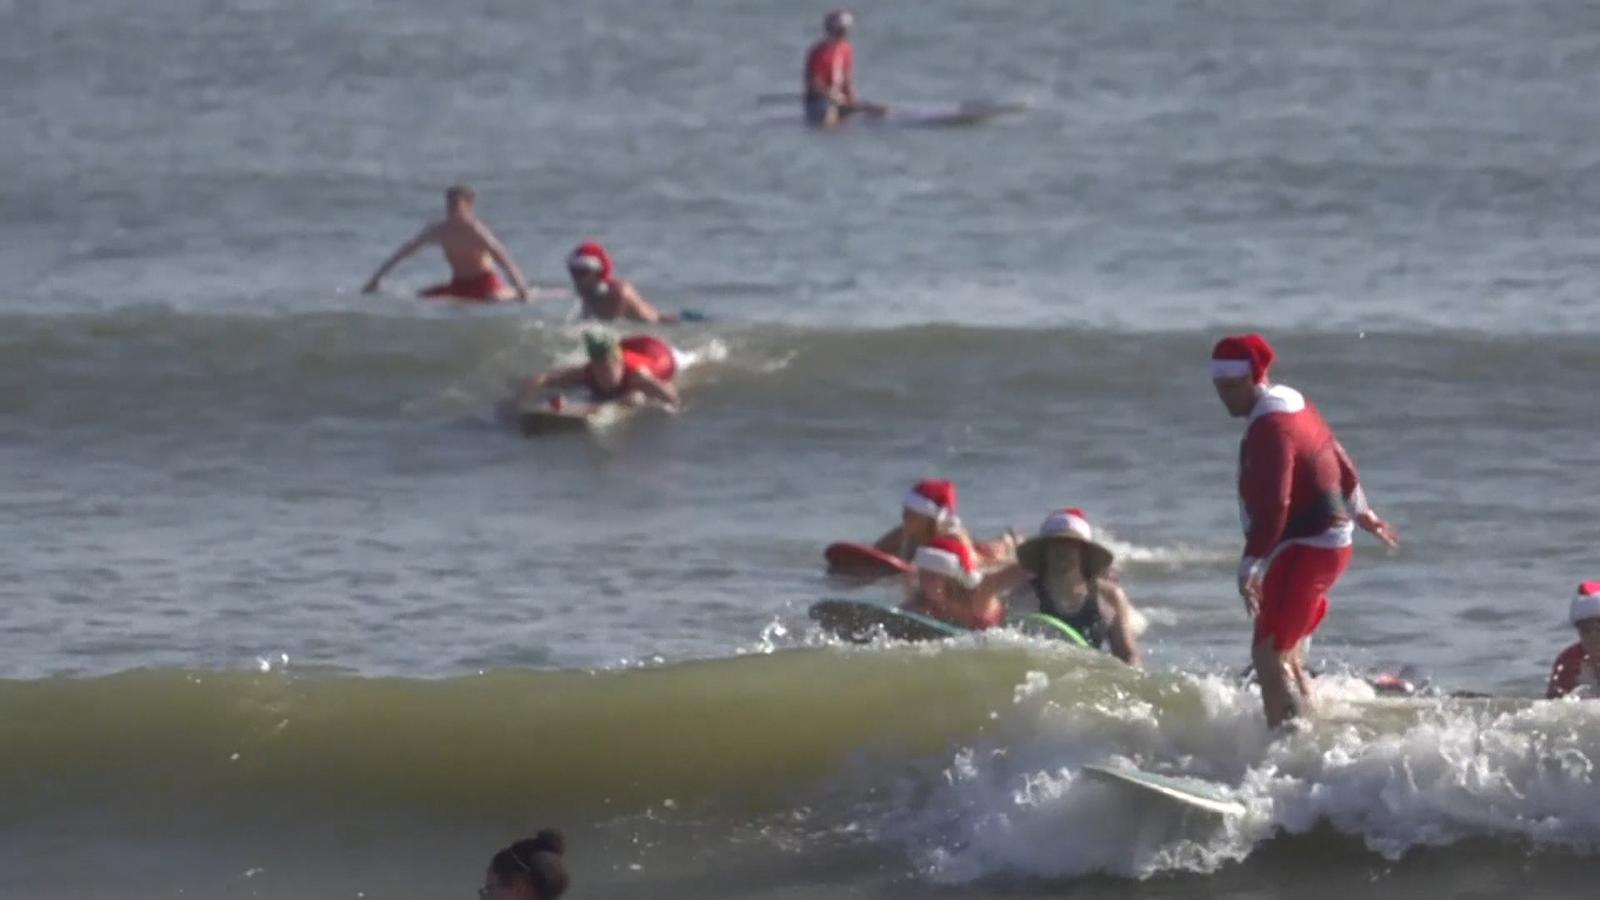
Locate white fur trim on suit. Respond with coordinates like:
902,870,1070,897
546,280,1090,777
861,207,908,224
1247,384,1306,423
1572,589,1600,625
1210,359,1254,379
913,546,981,588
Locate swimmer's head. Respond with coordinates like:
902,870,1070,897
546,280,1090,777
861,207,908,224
825,9,853,37
1572,581,1600,655
445,184,476,213
567,241,614,285
583,332,619,362
483,830,568,900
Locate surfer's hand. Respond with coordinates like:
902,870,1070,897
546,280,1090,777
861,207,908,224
1357,510,1399,550
514,285,530,302
361,278,379,294
1237,558,1262,616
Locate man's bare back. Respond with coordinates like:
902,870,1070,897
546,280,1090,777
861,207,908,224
362,186,530,303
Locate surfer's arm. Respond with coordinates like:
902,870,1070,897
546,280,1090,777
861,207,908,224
872,525,906,557
362,225,436,292
514,366,585,403
630,370,682,411
973,563,1031,601
618,281,677,323
475,223,531,301
1102,582,1142,668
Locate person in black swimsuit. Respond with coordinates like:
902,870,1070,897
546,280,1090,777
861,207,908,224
1013,507,1143,666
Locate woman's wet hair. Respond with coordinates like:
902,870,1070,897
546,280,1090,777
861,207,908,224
489,829,569,899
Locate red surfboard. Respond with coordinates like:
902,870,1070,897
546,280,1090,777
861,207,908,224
824,542,912,578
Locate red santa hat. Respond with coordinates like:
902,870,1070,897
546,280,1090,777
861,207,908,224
567,241,614,280
913,535,982,588
903,479,958,526
1016,507,1115,577
1210,333,1275,383
1571,580,1600,624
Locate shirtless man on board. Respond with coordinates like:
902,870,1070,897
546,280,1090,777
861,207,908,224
362,185,531,302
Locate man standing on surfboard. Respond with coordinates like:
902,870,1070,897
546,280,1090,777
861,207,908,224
803,10,872,128
1211,333,1399,729
514,333,683,413
566,241,684,323
361,185,531,302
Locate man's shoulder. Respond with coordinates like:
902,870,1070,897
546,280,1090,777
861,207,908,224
1555,641,1587,667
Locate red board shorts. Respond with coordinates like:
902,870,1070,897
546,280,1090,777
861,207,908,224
420,271,504,301
1253,543,1353,653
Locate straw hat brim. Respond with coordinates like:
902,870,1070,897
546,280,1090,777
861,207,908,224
1016,534,1115,579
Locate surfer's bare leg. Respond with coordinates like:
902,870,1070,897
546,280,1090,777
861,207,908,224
1252,637,1303,729
1289,641,1316,711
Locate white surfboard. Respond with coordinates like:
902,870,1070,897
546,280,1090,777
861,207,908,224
1082,764,1246,817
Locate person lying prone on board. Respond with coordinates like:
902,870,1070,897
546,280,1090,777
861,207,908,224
874,479,1017,568
1010,508,1144,666
902,536,1031,630
513,333,683,413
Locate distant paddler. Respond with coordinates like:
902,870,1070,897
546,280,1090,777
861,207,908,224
564,242,690,323
362,185,532,302
514,332,683,414
803,9,886,128
872,479,1017,567
1547,581,1600,699
1211,333,1399,729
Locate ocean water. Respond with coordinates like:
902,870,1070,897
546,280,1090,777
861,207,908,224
3,0,1598,897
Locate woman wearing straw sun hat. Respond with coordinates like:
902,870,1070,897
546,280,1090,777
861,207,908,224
1014,508,1144,666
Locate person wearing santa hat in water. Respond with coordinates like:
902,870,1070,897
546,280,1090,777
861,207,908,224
1547,581,1600,699
513,331,683,413
1013,508,1143,666
1211,332,1399,729
871,479,1017,567
902,535,1028,630
566,241,681,323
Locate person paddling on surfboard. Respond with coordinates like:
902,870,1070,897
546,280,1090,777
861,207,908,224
803,10,884,127
361,185,532,302
903,536,1028,630
1013,508,1144,666
872,480,1016,567
1547,581,1600,699
514,332,683,413
566,242,682,323
1212,333,1399,730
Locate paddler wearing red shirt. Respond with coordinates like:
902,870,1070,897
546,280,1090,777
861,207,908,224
1211,333,1399,729
566,241,680,323
1548,581,1600,699
803,9,862,128
362,185,531,302
514,332,683,412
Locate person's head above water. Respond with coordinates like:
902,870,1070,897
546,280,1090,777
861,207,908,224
445,184,476,216
583,331,619,362
567,241,614,288
481,830,568,900
1018,507,1115,582
824,8,853,38
1571,581,1600,656
913,535,981,601
1210,332,1275,417
902,479,957,535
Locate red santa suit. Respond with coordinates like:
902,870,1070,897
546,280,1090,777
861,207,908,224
1214,334,1371,652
